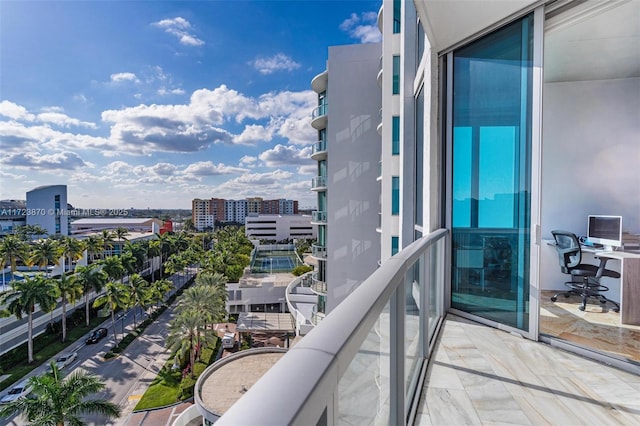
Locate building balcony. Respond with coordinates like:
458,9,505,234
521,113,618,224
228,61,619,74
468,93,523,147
311,104,328,130
310,140,327,161
311,176,327,191
377,56,383,87
311,243,326,259
216,229,639,425
377,4,383,32
311,70,328,94
377,160,382,182
310,272,327,295
311,210,327,225
311,305,325,326
377,107,383,135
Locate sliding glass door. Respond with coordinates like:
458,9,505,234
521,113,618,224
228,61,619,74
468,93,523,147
449,15,533,331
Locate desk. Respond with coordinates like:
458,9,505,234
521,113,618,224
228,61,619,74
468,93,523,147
582,248,640,325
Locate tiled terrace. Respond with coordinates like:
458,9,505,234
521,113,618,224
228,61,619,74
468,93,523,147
415,315,640,425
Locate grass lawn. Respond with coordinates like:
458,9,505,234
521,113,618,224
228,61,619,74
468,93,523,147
134,369,182,410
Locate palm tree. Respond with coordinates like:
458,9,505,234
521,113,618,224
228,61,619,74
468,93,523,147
100,255,124,284
59,236,84,273
127,273,150,327
14,224,48,240
114,227,129,255
147,239,161,281
0,275,59,363
0,361,120,424
166,308,214,378
101,230,115,256
56,273,83,342
176,284,225,330
119,251,137,284
82,234,103,263
149,278,173,310
29,238,61,277
0,235,28,287
73,264,108,326
93,281,129,342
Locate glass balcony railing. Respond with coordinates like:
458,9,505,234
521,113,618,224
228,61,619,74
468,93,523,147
311,140,327,160
311,176,327,190
311,272,327,295
311,305,325,325
311,243,326,259
311,210,327,224
312,104,328,119
217,229,449,426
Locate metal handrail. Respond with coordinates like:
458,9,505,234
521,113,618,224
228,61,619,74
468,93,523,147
217,229,449,425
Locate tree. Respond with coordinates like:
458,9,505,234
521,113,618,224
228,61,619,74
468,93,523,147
56,273,82,342
0,361,120,424
100,256,124,284
93,281,129,342
82,235,103,263
166,309,214,378
101,230,115,255
29,239,61,277
149,278,173,309
73,264,108,327
0,235,28,286
0,275,59,363
127,273,150,328
59,236,84,273
176,284,223,329
14,224,48,240
146,239,161,281
114,227,129,256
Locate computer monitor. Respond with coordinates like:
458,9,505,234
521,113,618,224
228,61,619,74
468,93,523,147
587,215,622,251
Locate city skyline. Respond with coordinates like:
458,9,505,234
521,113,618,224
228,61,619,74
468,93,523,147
0,0,382,209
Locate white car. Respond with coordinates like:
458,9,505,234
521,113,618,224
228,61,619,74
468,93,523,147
52,352,78,370
0,380,32,404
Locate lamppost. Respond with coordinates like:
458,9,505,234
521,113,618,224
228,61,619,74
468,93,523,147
120,312,127,342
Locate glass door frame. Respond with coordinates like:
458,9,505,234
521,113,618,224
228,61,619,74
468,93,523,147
443,7,544,341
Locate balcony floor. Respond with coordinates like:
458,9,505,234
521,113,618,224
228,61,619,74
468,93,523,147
415,315,640,425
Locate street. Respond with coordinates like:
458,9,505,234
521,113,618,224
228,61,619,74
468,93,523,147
0,270,192,426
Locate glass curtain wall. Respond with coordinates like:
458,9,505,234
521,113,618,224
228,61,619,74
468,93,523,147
450,15,533,330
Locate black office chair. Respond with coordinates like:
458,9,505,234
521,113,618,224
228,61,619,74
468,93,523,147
550,230,620,312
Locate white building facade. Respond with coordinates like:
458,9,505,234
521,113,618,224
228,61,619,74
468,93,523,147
26,185,69,236
245,215,316,242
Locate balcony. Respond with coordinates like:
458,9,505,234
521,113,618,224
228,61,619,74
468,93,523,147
377,160,382,182
377,4,383,32
311,210,327,225
311,243,326,259
311,176,327,191
310,272,327,295
311,70,328,94
311,104,328,130
377,56,383,87
311,305,325,326
310,139,327,161
377,107,383,135
216,228,640,425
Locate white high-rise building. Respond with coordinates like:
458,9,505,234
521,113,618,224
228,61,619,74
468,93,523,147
309,43,382,318
26,185,68,236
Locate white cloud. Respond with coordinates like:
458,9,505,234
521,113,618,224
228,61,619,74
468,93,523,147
250,53,301,75
110,72,139,83
1,151,90,170
239,155,257,167
340,11,381,43
0,100,35,121
37,112,97,129
152,17,204,46
233,124,273,145
258,144,313,167
183,161,247,177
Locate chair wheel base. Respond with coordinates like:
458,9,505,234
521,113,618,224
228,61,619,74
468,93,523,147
550,296,557,302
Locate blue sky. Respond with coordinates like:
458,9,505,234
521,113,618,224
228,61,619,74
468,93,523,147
0,0,381,209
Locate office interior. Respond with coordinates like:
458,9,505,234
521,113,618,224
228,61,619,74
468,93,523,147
539,1,640,364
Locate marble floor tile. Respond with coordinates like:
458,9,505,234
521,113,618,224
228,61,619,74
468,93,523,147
417,315,640,426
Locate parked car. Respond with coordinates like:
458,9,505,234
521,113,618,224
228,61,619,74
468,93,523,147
0,380,32,404
85,327,108,344
51,352,78,370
